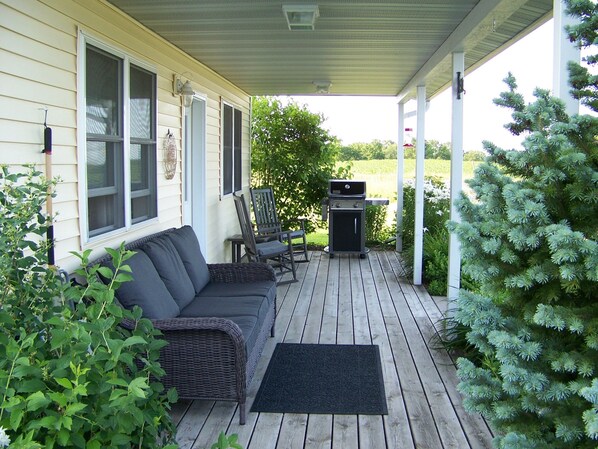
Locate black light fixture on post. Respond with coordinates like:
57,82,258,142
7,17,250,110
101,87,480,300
40,107,55,267
456,72,466,99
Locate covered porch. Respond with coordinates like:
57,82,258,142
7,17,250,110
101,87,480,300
170,250,494,449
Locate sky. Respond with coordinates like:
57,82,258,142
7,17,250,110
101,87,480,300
283,20,557,152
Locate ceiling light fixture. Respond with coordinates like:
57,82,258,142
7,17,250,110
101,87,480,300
283,4,319,31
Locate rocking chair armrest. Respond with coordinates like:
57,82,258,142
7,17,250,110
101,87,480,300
265,229,296,246
263,229,293,239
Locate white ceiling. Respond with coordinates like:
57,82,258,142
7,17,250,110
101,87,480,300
107,0,552,100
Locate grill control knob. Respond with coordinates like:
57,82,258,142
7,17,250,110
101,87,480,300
354,202,359,208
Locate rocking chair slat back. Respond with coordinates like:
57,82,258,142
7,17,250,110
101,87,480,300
233,193,259,260
250,188,281,235
250,187,309,262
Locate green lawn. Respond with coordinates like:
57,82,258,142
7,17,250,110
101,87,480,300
344,158,480,200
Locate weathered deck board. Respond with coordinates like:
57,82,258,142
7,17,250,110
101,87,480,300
172,251,494,449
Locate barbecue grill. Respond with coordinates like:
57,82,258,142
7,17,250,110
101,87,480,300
324,179,367,258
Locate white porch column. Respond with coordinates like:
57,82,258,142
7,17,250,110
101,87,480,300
553,0,580,114
413,85,426,285
448,52,465,303
396,102,405,252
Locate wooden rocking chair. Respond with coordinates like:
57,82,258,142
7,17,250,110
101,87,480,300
233,193,297,283
250,187,309,262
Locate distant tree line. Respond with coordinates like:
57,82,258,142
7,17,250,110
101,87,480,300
338,139,486,161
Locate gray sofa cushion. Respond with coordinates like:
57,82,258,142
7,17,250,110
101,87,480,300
179,295,270,322
143,235,195,310
110,250,180,319
167,226,211,294
227,315,261,356
197,281,276,306
179,295,270,355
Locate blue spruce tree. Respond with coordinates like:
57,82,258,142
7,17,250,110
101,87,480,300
449,1,598,448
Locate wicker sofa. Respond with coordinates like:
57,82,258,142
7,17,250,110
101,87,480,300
93,226,277,425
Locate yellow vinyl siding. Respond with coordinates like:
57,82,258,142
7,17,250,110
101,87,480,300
0,0,251,270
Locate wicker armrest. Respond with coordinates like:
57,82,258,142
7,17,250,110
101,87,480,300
121,316,242,336
208,262,276,283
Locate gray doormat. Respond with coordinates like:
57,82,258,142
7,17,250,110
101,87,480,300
251,343,388,415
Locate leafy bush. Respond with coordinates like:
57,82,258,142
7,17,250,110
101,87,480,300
425,140,451,160
0,166,176,448
365,201,392,245
400,177,450,250
400,177,478,296
251,97,350,233
463,150,487,161
211,432,242,449
400,178,450,294
449,2,598,446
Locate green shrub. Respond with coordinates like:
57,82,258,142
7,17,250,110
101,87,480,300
400,177,451,250
400,177,453,294
365,201,392,245
0,166,176,448
251,97,351,232
449,2,598,446
211,432,243,449
422,232,449,296
463,150,486,161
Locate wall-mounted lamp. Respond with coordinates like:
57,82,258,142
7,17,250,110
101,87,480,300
173,75,195,108
313,80,331,94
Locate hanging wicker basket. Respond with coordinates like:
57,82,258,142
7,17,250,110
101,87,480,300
163,130,177,180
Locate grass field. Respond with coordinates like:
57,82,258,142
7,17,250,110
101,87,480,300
344,158,480,200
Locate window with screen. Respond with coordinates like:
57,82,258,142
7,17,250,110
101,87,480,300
222,102,242,195
84,42,157,238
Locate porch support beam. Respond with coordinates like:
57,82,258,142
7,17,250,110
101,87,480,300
396,102,406,252
447,52,465,303
413,85,426,285
553,0,580,115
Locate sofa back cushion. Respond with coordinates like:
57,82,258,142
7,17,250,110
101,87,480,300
107,250,180,319
143,235,196,310
167,226,210,294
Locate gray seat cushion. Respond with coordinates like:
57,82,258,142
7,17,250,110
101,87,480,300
288,229,305,239
179,295,270,355
167,226,211,294
256,240,289,257
109,250,180,319
179,295,270,322
143,235,195,310
197,281,276,306
228,315,261,356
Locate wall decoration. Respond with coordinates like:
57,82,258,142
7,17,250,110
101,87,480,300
163,130,177,180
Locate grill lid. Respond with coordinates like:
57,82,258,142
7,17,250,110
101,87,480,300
328,179,366,196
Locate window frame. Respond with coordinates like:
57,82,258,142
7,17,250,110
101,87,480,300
78,32,158,244
221,100,242,196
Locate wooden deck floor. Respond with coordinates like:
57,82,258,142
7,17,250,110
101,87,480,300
171,250,494,449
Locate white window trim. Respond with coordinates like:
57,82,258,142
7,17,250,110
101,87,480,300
220,100,242,197
77,30,159,246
